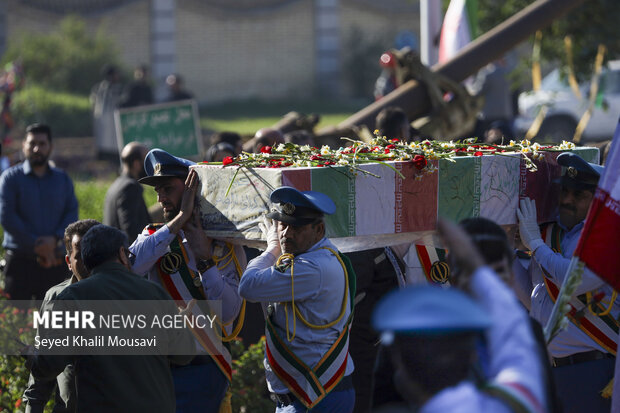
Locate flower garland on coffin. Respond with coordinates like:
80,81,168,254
205,136,577,178
194,136,586,252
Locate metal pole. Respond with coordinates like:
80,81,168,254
420,0,442,66
335,0,587,131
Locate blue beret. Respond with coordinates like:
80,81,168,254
139,148,196,186
372,285,491,337
266,186,336,226
557,152,603,191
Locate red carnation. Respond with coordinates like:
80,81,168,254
474,151,483,157
260,146,272,154
222,156,234,165
386,144,396,149
412,154,427,170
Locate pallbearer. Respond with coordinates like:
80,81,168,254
239,186,356,413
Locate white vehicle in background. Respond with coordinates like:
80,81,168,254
513,60,620,142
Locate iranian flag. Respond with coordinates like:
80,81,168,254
438,0,479,63
574,118,620,288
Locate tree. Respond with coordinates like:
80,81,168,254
476,0,620,81
1,15,122,95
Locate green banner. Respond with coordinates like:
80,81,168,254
115,100,202,159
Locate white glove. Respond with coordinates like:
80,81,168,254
516,198,544,252
258,216,281,254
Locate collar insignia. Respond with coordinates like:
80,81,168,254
430,261,450,284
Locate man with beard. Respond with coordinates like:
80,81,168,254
514,152,615,412
23,219,100,413
0,123,78,300
103,142,150,243
129,148,245,412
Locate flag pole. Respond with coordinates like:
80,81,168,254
543,256,584,344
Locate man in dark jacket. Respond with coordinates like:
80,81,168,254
103,142,150,243
27,225,194,413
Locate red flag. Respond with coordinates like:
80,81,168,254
574,119,620,288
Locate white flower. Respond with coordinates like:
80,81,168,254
300,145,312,152
276,143,286,151
320,145,331,155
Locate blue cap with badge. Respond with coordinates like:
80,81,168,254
139,148,196,186
266,186,336,226
557,152,603,191
372,285,491,341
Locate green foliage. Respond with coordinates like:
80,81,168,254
74,178,112,222
200,98,365,135
11,85,92,137
230,337,273,413
1,15,121,95
0,295,36,411
477,0,620,81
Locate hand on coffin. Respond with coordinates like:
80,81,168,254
516,198,544,253
259,215,281,256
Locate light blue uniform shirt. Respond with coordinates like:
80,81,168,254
419,267,546,413
515,220,620,357
238,237,354,394
130,224,244,324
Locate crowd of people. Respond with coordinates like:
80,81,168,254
0,114,615,413
90,64,194,161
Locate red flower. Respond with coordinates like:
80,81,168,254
390,138,399,143
412,155,427,170
474,151,483,156
222,156,234,166
310,155,322,161
15,399,22,408
260,146,272,154
386,144,396,149
384,148,391,154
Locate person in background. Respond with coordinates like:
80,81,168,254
376,106,411,141
204,142,235,163
23,219,100,413
372,219,546,413
210,131,243,156
242,128,285,153
119,65,153,108
90,64,123,160
0,123,78,300
284,130,316,147
165,74,193,102
103,141,150,243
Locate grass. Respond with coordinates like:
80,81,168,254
199,98,368,135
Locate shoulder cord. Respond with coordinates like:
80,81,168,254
275,247,349,342
212,242,246,342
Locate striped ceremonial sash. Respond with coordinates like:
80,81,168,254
415,244,450,286
482,381,546,413
264,250,355,409
540,223,618,355
147,224,233,380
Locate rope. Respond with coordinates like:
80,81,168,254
587,290,618,317
275,247,348,342
212,242,246,342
